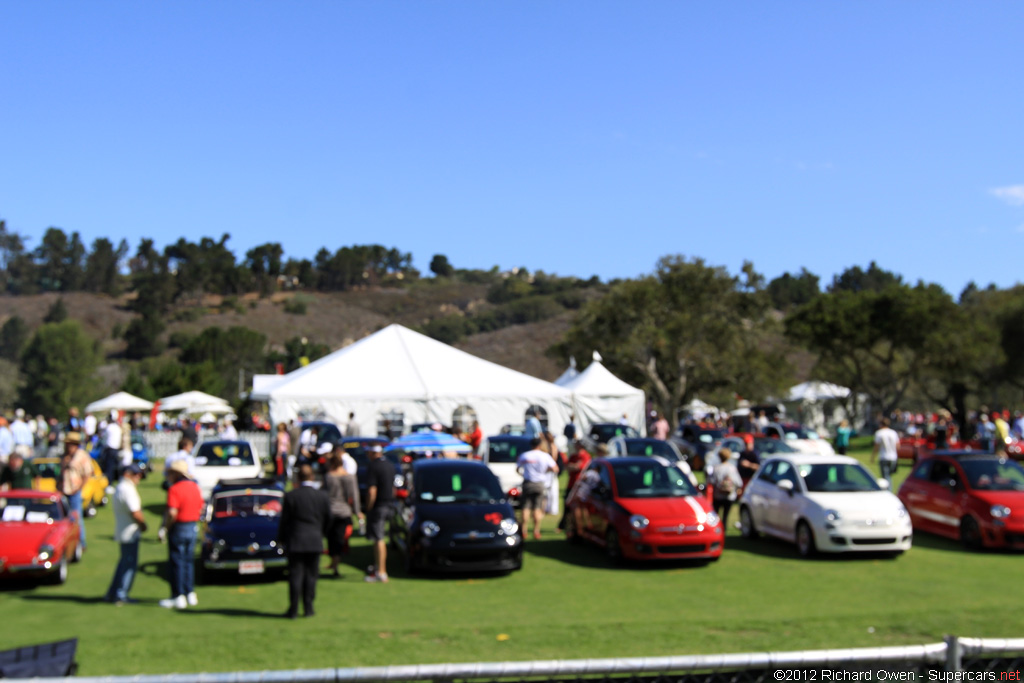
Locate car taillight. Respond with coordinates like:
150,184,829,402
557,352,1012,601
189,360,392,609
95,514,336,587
508,487,520,498
402,455,413,464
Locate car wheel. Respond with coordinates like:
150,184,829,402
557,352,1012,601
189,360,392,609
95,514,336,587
86,502,97,518
796,521,817,558
49,557,68,585
960,516,983,551
605,527,623,564
565,514,581,545
100,493,109,506
739,506,758,539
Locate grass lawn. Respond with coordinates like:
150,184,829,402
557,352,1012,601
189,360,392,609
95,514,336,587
2,440,1022,676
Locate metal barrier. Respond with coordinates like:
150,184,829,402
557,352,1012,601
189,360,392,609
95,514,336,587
22,636,1024,683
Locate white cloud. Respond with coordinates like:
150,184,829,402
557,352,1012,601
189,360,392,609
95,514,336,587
991,185,1024,206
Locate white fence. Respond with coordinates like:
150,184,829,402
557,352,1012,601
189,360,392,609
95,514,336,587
143,431,273,461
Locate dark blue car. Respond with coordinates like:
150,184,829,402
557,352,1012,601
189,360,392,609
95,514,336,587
201,478,287,578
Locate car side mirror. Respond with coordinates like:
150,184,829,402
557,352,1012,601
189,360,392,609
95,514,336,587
778,479,795,495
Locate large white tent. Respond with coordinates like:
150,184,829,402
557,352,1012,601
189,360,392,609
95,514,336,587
265,324,573,437
556,353,646,436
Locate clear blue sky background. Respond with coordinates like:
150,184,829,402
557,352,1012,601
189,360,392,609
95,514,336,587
2,2,1023,297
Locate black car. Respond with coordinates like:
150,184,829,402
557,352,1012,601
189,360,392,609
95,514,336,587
200,478,287,578
585,422,640,449
336,437,399,505
389,460,523,574
672,424,728,469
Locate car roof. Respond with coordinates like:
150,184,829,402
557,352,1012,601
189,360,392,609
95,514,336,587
412,458,489,472
487,434,531,442
211,478,283,493
598,455,669,466
764,453,859,466
0,489,60,500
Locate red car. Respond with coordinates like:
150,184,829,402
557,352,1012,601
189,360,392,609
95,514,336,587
0,490,82,584
565,456,724,562
897,453,1024,550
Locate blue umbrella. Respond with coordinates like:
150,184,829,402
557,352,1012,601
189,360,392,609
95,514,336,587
384,432,473,454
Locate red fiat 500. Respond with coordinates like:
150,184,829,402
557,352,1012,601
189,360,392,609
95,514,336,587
897,453,1024,550
0,490,82,584
565,456,723,562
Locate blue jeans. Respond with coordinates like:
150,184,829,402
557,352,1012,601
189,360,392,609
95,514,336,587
106,541,139,602
168,523,197,598
67,490,86,548
879,459,897,487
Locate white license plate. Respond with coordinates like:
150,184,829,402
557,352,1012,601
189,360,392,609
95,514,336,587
238,560,265,575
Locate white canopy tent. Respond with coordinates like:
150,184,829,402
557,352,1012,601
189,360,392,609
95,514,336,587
158,391,230,413
553,356,580,387
556,352,646,436
787,381,851,402
85,391,155,415
783,381,855,434
266,324,573,438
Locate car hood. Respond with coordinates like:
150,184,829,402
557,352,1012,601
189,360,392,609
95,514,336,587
618,496,712,524
414,501,516,528
207,516,280,545
968,489,1024,508
804,491,906,520
0,522,66,560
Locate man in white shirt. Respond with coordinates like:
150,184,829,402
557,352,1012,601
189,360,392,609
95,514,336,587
219,419,238,441
516,437,558,540
164,437,196,483
871,417,900,487
11,409,34,458
345,412,360,437
104,464,147,605
103,412,123,487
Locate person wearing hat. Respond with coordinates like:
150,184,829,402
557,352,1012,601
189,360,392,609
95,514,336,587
159,459,203,609
104,464,148,605
60,432,93,549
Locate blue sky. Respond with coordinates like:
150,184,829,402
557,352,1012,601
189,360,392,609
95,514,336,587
2,2,1023,297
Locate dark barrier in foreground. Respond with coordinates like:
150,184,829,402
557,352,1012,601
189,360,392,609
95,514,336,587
0,638,77,678
20,636,1024,682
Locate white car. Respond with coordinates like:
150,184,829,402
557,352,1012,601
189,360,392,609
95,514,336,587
192,440,265,499
738,454,912,557
479,435,533,503
764,422,836,457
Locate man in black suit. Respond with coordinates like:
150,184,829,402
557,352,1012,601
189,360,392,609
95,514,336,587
277,464,331,619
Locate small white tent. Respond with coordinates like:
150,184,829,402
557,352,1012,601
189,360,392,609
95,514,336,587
556,352,646,436
85,391,155,414
158,391,230,413
266,324,573,437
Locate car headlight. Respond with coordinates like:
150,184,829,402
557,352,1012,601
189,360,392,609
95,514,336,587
896,506,908,518
421,520,440,538
824,509,841,523
629,515,649,530
991,505,1011,519
499,518,519,535
36,545,55,562
704,511,720,527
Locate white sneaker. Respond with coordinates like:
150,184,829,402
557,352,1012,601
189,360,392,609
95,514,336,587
187,592,198,606
159,595,188,609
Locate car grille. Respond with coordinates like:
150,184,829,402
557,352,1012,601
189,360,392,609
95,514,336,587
850,537,897,545
450,531,497,541
1004,533,1024,545
657,544,707,554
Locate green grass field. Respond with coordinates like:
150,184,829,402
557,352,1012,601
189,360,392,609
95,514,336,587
2,440,1022,676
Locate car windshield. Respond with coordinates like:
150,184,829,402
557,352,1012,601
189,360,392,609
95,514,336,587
30,459,62,479
961,459,1024,491
212,491,283,518
611,461,698,498
784,426,819,440
195,443,255,467
591,424,639,442
416,468,505,504
1,497,62,523
487,439,529,464
695,429,725,443
797,463,881,492
624,440,682,462
754,438,797,454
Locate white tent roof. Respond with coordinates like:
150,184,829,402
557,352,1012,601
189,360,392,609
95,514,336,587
158,391,230,412
85,391,154,414
554,356,580,387
267,324,573,437
557,354,646,435
787,381,851,402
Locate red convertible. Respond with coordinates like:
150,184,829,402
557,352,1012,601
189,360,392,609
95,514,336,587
565,456,723,562
0,490,82,584
897,453,1024,550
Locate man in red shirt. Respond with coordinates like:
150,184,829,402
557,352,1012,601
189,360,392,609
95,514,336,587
159,460,203,609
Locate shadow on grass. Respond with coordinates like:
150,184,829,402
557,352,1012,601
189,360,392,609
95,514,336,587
726,533,906,562
176,607,282,618
524,536,716,571
20,594,163,606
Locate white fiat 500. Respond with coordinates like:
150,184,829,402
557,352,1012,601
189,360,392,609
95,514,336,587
738,454,912,557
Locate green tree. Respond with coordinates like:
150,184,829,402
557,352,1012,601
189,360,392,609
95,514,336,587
786,282,957,419
0,316,29,362
245,242,284,296
179,326,268,398
83,237,128,295
43,297,69,323
124,239,174,359
18,320,101,415
429,254,455,278
767,268,821,311
34,227,86,292
555,256,790,428
0,221,37,294
828,261,903,294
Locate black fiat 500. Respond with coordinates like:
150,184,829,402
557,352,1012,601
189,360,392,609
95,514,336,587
390,460,522,574
201,478,287,578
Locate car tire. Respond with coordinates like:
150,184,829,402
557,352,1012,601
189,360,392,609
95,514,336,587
739,506,758,539
49,557,68,585
796,521,817,558
565,514,581,545
960,516,983,551
86,502,97,518
605,527,623,564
